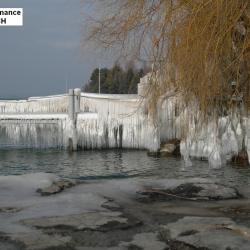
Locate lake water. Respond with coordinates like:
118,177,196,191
0,149,250,192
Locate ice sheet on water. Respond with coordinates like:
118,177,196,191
0,173,58,204
0,173,109,234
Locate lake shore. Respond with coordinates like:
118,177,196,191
1,173,250,250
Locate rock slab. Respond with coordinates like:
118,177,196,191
137,180,241,201
160,216,250,250
36,179,77,196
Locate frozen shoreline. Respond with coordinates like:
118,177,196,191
1,173,250,250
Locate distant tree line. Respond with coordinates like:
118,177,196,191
82,65,146,94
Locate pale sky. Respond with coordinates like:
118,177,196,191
0,0,113,98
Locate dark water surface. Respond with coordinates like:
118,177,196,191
0,149,250,190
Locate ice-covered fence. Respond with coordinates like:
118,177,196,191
0,94,68,113
0,91,160,151
0,93,70,149
158,97,182,142
76,112,159,150
0,114,68,148
80,93,139,114
0,91,78,149
78,93,159,151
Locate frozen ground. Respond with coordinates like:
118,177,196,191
1,173,250,250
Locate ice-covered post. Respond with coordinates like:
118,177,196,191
137,73,150,97
68,89,75,120
68,89,77,151
74,88,81,114
247,119,250,165
138,73,161,154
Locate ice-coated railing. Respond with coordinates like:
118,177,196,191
0,90,160,152
0,94,68,113
78,92,159,151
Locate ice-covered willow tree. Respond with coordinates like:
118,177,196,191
85,0,250,122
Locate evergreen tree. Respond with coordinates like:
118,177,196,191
83,65,145,94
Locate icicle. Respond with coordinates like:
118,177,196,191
209,144,222,168
180,140,192,167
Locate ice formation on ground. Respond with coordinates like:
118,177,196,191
178,115,248,168
0,173,109,234
157,94,250,167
